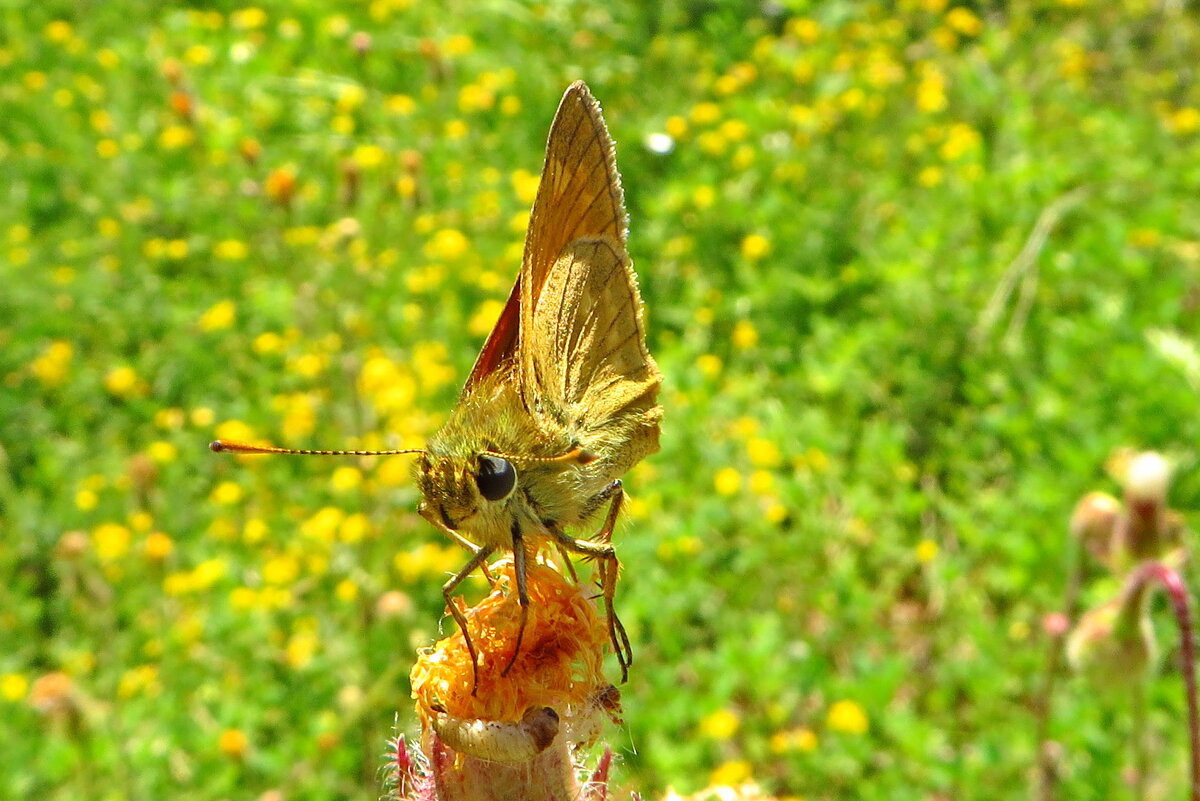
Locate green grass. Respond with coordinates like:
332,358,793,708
3,1,1200,799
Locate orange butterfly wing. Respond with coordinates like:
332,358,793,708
461,81,626,398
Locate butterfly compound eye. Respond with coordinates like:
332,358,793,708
475,454,517,501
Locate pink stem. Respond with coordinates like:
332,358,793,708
1129,562,1200,801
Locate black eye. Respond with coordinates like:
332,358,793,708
475,454,516,501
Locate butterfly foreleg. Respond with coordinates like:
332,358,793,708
443,543,496,696
547,480,633,681
502,522,530,677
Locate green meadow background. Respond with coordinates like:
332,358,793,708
3,1,1200,799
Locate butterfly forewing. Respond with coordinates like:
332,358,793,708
461,81,625,397
525,237,662,473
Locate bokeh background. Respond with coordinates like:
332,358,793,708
4,1,1200,799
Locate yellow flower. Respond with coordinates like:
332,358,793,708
699,707,741,739
75,489,98,510
1,673,29,702
918,166,943,187
393,543,463,583
147,440,177,464
499,95,521,116
30,340,73,386
787,17,821,43
916,538,939,563
93,522,132,561
330,466,362,493
732,320,759,349
165,239,188,259
199,299,236,331
511,169,539,205
159,125,195,150
709,759,752,787
218,728,249,759
714,467,742,496
243,518,268,544
144,531,174,561
696,353,722,378
302,507,344,542
443,33,473,55
945,7,982,36
916,66,948,113
335,579,359,602
263,554,299,585
377,455,412,486
210,481,243,505
231,7,267,28
468,298,504,337
96,48,119,69
214,240,248,260
339,513,370,544
230,586,258,610
214,419,255,444
1170,107,1200,135
827,699,869,734
770,726,818,753
740,233,771,261
44,21,73,42
690,102,721,125
286,631,318,669
747,437,781,469
104,366,143,398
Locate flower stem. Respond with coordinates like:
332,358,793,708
1127,562,1200,801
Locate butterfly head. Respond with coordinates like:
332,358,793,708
416,450,520,537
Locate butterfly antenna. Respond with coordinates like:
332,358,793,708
481,447,597,465
210,439,425,457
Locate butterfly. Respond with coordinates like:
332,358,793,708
213,81,662,694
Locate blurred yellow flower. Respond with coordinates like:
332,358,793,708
287,631,318,669
302,507,344,542
199,299,236,331
339,513,370,544
117,665,161,699
946,7,982,36
740,233,771,261
427,226,472,266
468,298,504,337
699,707,741,739
230,586,257,610
827,699,869,734
444,119,468,139
165,239,188,259
75,489,98,510
93,522,131,561
210,481,243,505
218,728,249,759
104,366,144,398
44,20,73,42
377,454,412,487
511,169,539,205
770,726,818,753
147,440,177,464
335,579,359,602
1,673,29,702
393,543,463,583
714,467,742,496
96,139,119,159
916,538,939,563
214,419,254,444
386,94,415,115
24,71,47,91
499,95,521,116
263,554,299,585
747,437,781,469
159,125,195,150
144,531,174,561
330,466,362,493
916,66,948,113
918,166,943,187
696,353,722,378
690,102,721,125
443,34,473,55
214,240,248,260
1170,107,1200,135
709,759,752,787
788,17,821,43
732,320,759,349
30,340,73,386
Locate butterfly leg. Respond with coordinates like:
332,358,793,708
444,544,496,696
502,523,530,677
548,480,633,681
